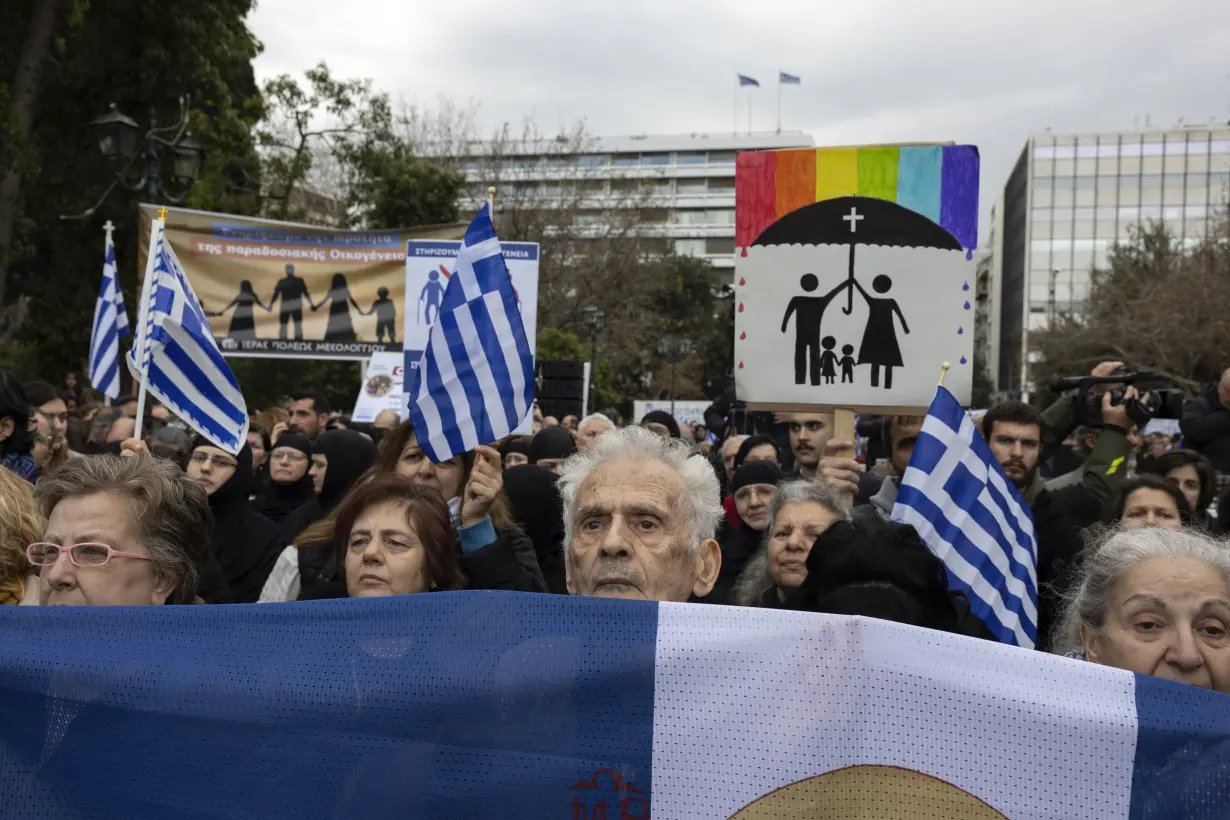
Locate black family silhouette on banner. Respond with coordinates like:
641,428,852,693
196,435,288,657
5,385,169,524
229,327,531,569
765,196,963,392
205,266,397,344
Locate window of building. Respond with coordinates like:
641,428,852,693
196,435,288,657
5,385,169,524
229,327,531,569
613,154,639,166
675,239,706,256
709,151,737,164
675,210,709,225
707,178,735,192
641,153,670,166
577,154,609,168
677,152,707,165
705,237,735,255
677,179,707,194
1211,140,1230,155
708,209,735,224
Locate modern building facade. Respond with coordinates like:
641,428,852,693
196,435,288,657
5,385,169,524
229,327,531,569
992,124,1230,395
454,131,815,271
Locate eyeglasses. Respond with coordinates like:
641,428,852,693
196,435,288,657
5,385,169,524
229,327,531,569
26,543,153,567
189,452,238,470
270,450,308,463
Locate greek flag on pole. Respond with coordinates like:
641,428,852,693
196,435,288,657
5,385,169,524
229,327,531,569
408,204,533,462
738,74,760,87
779,71,801,84
126,219,248,454
88,229,130,399
891,386,1039,647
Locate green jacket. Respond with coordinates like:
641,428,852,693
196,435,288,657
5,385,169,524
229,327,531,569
1040,393,1132,509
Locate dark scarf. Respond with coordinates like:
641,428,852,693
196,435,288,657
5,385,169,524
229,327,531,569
194,438,286,604
252,434,316,524
502,464,566,594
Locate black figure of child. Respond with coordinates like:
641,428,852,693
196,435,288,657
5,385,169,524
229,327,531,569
780,274,851,386
364,286,398,344
840,344,856,384
819,336,839,385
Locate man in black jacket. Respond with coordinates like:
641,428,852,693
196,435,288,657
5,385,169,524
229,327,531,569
981,402,1083,651
1180,369,1230,475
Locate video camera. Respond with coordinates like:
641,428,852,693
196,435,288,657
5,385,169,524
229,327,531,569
1047,370,1185,428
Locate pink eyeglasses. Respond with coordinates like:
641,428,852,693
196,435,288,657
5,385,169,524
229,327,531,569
26,543,153,568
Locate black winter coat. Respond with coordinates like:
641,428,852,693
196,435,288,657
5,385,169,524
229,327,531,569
1181,387,1230,474
1030,488,1084,652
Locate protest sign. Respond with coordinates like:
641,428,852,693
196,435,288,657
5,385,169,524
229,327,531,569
137,205,465,360
350,351,407,423
733,145,979,413
633,399,710,427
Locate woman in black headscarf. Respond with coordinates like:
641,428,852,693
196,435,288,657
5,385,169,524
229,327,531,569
281,429,377,587
185,436,287,604
502,463,567,594
252,433,316,525
707,461,784,604
733,434,782,470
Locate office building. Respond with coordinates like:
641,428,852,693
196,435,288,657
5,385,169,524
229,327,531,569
454,131,815,271
991,124,1230,395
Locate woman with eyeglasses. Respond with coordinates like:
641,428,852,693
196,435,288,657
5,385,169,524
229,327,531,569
252,434,316,525
186,436,287,604
31,453,210,605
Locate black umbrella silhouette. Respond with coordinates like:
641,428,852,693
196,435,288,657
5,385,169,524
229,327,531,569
752,195,961,314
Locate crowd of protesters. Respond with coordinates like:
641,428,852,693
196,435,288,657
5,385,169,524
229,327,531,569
2,363,1230,696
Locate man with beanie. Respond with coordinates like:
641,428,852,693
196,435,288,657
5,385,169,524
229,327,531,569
640,410,680,440
528,426,577,475
252,433,316,525
708,461,784,603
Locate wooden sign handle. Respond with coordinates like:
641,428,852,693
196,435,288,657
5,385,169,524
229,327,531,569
833,408,856,456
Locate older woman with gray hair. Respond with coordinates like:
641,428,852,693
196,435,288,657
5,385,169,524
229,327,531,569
31,453,211,605
734,480,849,608
1055,527,1230,694
558,425,722,602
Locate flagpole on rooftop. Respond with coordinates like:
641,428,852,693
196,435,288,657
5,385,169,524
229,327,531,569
776,74,782,135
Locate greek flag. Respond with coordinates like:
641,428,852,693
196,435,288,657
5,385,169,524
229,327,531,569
88,227,130,399
891,386,1039,648
779,71,801,84
126,217,248,454
408,204,533,462
738,74,760,87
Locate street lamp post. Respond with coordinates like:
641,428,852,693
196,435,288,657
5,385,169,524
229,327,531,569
62,97,205,221
581,305,606,413
655,335,693,418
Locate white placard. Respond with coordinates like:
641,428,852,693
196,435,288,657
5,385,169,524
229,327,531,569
734,243,974,411
351,352,408,423
633,400,711,427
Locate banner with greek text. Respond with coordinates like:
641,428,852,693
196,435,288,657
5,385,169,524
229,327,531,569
137,205,466,360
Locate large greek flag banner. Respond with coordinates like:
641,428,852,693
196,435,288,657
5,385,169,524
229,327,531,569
0,595,1226,818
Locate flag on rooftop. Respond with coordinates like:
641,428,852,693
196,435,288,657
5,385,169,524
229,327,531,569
408,203,534,463
126,215,248,454
891,385,1039,648
88,222,130,400
738,74,760,87
779,71,801,84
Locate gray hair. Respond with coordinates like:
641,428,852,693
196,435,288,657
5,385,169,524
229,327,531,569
35,453,212,605
578,413,615,432
733,480,851,606
557,425,721,553
1053,526,1230,655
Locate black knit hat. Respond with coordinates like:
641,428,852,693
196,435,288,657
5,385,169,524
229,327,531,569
730,461,785,494
640,410,680,439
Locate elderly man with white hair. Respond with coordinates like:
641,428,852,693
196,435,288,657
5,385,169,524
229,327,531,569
557,426,722,602
576,412,616,453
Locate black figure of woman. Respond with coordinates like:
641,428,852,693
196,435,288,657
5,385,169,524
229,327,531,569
311,273,362,342
851,274,910,390
206,280,270,341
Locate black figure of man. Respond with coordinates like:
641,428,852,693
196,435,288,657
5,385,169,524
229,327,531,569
365,287,397,344
270,263,314,341
780,274,852,386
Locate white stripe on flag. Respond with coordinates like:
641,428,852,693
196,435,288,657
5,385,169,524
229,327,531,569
428,336,480,451
481,290,530,424
453,300,514,432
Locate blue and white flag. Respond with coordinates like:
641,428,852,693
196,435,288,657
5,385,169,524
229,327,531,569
88,225,130,400
408,203,533,462
126,217,248,454
738,74,760,87
779,71,801,84
1,594,1229,818
892,386,1039,647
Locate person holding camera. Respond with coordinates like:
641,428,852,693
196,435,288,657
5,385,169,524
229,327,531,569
1180,368,1230,478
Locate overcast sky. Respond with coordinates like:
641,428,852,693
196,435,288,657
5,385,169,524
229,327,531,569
250,0,1230,243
